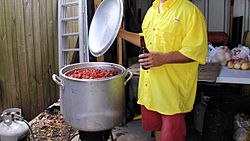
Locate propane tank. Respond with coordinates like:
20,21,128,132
0,108,29,141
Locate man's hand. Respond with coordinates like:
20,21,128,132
138,52,167,68
138,51,194,68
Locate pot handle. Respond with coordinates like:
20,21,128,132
52,74,64,89
124,70,133,85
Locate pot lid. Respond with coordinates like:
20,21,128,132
88,0,123,57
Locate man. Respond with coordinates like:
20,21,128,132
119,0,207,140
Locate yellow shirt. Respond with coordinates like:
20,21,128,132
138,0,208,115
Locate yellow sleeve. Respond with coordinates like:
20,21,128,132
179,8,208,64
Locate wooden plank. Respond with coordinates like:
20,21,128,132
94,0,102,10
52,0,59,102
4,0,21,108
118,20,125,65
0,0,7,110
0,0,7,112
97,56,105,62
0,81,3,112
24,0,37,117
46,0,56,104
33,0,45,112
40,0,51,108
3,0,13,108
8,0,22,110
1,0,19,109
52,0,58,71
10,0,20,108
15,0,31,119
118,37,123,65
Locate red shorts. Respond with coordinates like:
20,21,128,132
141,106,186,141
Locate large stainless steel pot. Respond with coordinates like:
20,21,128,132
52,62,132,131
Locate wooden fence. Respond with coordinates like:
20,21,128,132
0,0,59,120
0,0,104,121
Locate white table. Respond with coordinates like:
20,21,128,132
216,67,250,84
198,63,250,85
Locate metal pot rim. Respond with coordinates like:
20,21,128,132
59,62,127,82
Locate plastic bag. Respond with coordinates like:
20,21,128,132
231,45,250,61
233,114,250,141
206,43,231,65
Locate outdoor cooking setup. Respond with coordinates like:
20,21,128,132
52,0,132,140
53,62,132,140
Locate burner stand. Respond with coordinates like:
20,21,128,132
78,129,113,141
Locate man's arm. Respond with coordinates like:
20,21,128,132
139,51,194,68
118,29,194,68
118,29,141,47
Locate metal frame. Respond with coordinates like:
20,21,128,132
58,0,89,69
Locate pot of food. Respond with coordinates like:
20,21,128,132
52,62,132,131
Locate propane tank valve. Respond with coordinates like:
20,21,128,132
0,108,32,141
